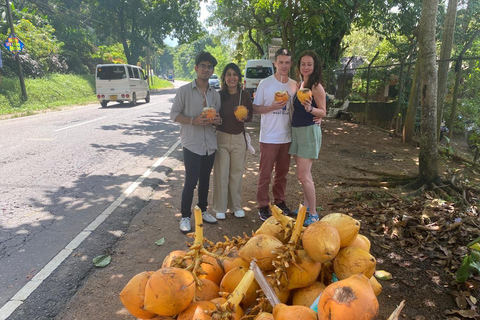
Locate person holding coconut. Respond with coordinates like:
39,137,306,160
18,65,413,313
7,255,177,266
170,51,222,233
212,63,253,220
290,50,327,226
252,48,297,221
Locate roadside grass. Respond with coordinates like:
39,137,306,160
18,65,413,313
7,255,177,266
150,76,174,90
0,74,174,117
0,74,97,117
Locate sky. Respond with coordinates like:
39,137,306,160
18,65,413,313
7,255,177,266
164,1,209,47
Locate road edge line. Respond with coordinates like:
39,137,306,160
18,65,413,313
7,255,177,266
0,139,181,320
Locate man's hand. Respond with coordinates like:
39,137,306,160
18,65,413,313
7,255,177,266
270,100,287,111
192,114,212,125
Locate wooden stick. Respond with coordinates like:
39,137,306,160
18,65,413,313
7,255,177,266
387,300,406,320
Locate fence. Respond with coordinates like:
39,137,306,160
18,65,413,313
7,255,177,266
324,55,480,135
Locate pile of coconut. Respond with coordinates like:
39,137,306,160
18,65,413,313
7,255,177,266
119,204,383,320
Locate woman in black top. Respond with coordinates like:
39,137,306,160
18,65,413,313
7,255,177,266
289,51,327,226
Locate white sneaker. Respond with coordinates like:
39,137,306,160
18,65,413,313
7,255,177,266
180,217,191,233
234,210,245,218
202,211,217,224
216,212,226,220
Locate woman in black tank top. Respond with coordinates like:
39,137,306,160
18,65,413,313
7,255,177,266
289,51,327,226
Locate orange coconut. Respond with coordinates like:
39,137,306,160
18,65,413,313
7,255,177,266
219,266,260,308
144,267,196,316
177,300,216,320
222,250,250,274
274,91,289,102
369,276,382,296
296,88,312,104
333,246,376,280
198,255,225,286
119,271,157,319
195,278,220,301
255,215,293,243
201,107,217,120
272,303,317,320
349,234,371,252
284,250,322,290
238,234,283,271
302,221,341,263
291,281,326,307
162,250,188,268
320,213,360,247
234,105,249,121
318,274,379,320
255,312,274,320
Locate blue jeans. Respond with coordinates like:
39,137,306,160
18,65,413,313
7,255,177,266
181,147,216,218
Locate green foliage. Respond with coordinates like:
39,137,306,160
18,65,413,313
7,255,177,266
0,74,97,116
205,44,233,80
342,27,382,59
92,43,128,64
15,18,63,63
456,237,480,282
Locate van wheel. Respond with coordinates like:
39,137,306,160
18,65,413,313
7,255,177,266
132,93,137,106
101,101,108,108
145,92,150,103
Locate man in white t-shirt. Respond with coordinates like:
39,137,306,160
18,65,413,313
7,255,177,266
252,48,297,221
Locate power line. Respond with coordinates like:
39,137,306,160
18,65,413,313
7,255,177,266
29,0,109,27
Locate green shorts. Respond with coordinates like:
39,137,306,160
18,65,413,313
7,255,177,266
289,125,322,159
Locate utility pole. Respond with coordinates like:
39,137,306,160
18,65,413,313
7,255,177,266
5,0,27,100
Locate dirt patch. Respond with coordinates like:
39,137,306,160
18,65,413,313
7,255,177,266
56,117,480,320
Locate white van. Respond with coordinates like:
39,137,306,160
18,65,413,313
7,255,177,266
95,64,150,107
243,59,274,98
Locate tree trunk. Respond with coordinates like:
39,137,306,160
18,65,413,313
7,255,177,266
418,0,439,183
117,5,132,64
248,29,264,58
436,0,457,140
403,57,421,143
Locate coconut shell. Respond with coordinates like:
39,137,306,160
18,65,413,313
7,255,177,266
144,267,196,316
119,271,157,319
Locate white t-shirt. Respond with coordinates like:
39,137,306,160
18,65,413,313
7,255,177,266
253,75,297,144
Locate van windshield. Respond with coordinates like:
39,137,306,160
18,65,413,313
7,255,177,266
97,66,127,80
246,67,273,79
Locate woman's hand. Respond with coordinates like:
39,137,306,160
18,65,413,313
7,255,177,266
301,97,313,113
212,113,222,125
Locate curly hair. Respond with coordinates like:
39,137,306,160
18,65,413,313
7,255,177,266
296,50,324,89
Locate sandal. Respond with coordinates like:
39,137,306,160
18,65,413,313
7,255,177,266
303,214,319,227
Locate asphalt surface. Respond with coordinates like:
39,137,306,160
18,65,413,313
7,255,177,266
0,81,188,319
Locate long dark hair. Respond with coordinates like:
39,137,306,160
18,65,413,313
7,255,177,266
219,63,243,101
296,51,323,89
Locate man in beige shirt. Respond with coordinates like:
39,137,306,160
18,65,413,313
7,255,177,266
170,51,222,233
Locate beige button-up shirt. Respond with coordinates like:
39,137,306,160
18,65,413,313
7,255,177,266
170,81,221,155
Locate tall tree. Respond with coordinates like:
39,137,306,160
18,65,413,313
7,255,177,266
417,0,440,184
436,0,458,140
87,0,203,65
211,0,368,64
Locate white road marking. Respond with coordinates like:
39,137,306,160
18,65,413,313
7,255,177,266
54,116,108,132
0,139,181,320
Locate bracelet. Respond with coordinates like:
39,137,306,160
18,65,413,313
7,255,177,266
190,117,194,125
309,106,314,113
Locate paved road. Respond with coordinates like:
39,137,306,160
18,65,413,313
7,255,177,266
0,81,188,319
